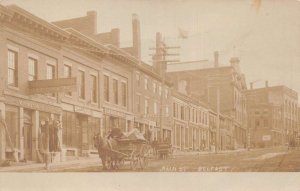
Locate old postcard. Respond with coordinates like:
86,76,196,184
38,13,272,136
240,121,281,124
0,0,300,190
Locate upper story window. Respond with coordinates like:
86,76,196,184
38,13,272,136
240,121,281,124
64,65,72,96
121,82,127,107
104,75,109,102
91,75,97,103
136,73,140,87
165,89,168,98
64,65,71,78
144,78,148,90
165,106,169,116
145,99,149,115
173,103,176,118
28,58,37,81
137,94,141,112
154,101,157,115
46,64,55,80
158,85,162,96
78,70,85,99
153,83,157,93
8,50,18,87
180,106,185,120
113,79,118,104
46,64,56,97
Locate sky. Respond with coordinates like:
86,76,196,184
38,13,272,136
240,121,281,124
1,0,300,94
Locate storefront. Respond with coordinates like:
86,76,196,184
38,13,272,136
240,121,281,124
61,104,102,158
103,107,134,136
134,118,157,142
173,122,188,151
2,95,62,162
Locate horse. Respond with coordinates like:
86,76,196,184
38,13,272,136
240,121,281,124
93,133,118,170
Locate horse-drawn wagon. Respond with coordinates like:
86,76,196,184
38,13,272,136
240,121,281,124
94,129,152,171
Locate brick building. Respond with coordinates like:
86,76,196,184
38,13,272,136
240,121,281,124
172,91,210,151
167,53,248,148
0,5,176,163
246,83,298,147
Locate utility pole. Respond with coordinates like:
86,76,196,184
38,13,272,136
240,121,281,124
150,32,180,143
208,74,232,153
216,87,220,153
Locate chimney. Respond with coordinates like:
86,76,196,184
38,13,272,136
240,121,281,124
132,14,141,61
214,51,219,67
250,82,253,90
265,81,269,88
111,28,120,47
87,11,97,34
154,32,165,75
230,57,240,65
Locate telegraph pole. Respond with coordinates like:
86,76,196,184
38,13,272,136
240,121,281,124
208,74,232,153
150,32,180,143
216,87,220,153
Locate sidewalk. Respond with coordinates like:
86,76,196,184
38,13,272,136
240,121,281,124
0,157,101,172
0,148,260,172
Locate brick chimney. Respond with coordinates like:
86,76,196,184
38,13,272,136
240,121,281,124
230,57,240,65
111,28,120,47
265,81,269,88
132,14,141,61
214,51,219,67
153,32,165,75
87,11,97,34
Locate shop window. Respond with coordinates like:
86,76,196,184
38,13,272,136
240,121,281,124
5,106,19,149
88,117,101,149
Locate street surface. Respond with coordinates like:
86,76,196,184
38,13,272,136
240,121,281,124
48,147,300,172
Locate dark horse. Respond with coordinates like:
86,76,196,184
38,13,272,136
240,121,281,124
93,133,118,170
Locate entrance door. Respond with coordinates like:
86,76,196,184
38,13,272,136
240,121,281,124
23,110,33,161
76,114,88,156
24,123,32,161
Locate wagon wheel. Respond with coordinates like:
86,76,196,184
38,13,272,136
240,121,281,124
130,151,139,170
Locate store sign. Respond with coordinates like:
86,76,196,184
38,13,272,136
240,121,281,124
74,106,92,116
104,108,126,118
5,96,61,114
29,78,77,94
262,135,271,141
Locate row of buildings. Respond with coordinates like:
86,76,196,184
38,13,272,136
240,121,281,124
0,5,298,163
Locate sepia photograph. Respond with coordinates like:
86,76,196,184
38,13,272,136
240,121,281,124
0,0,300,185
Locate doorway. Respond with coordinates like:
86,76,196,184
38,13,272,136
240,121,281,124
23,123,32,160
23,110,33,161
76,114,88,155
